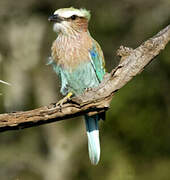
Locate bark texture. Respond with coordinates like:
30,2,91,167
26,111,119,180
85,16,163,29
0,25,170,132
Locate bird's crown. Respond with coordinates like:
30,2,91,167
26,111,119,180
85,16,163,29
54,7,91,21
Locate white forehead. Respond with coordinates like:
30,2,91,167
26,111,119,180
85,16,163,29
54,8,90,20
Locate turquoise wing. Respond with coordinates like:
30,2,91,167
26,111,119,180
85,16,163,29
89,40,106,82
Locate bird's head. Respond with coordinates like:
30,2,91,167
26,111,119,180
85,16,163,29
48,7,91,35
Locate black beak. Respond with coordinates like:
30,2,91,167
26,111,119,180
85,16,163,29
48,14,63,22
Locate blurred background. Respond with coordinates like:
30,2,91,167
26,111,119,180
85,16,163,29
0,0,170,179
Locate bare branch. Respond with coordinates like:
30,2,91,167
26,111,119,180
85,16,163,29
0,25,170,132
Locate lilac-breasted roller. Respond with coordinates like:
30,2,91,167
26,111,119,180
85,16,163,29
48,7,106,165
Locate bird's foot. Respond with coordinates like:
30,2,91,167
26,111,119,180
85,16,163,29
56,92,73,107
85,87,93,92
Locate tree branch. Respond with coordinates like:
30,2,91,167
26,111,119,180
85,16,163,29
0,25,170,133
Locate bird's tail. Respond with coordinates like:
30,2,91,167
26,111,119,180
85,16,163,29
84,114,100,165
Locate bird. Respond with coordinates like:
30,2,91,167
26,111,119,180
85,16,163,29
48,7,106,165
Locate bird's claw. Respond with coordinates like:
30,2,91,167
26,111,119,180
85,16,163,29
85,87,93,92
56,96,69,107
56,92,73,108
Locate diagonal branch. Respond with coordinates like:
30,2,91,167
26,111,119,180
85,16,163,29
0,25,170,133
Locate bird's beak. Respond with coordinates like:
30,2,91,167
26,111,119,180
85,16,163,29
48,14,63,23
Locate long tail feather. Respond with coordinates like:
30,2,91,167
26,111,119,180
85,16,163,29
85,115,100,165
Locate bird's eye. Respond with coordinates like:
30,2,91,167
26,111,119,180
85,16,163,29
70,15,77,20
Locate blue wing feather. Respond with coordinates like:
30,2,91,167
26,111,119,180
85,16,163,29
89,43,105,82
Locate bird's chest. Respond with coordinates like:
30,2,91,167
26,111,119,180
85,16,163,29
52,34,92,70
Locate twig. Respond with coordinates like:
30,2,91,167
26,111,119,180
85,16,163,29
0,80,11,86
0,25,169,132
